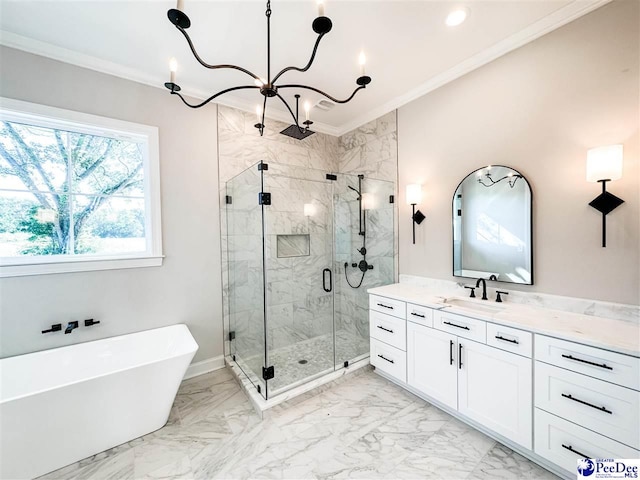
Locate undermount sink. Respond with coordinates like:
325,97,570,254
443,297,505,314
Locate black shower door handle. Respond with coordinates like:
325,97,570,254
323,268,332,292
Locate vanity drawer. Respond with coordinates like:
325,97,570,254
434,310,486,343
487,323,532,358
406,303,434,327
535,362,640,449
370,311,407,351
534,408,640,475
370,338,407,383
369,295,406,319
535,335,640,390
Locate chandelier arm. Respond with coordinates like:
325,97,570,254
261,95,267,126
171,85,260,109
275,93,305,133
278,84,366,104
176,25,261,81
271,33,325,84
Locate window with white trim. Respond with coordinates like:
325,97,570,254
0,98,162,277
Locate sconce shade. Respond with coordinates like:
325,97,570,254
587,145,623,182
303,203,316,217
406,184,422,205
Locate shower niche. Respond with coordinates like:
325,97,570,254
226,161,394,399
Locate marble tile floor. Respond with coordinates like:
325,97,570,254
39,368,559,480
240,329,370,395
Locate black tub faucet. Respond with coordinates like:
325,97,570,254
475,278,488,300
65,321,79,334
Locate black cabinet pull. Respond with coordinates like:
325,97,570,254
561,444,590,458
495,335,519,344
444,321,470,331
459,343,463,369
377,325,393,333
411,312,425,318
561,354,612,370
449,340,454,366
561,393,612,414
377,354,394,364
377,303,394,310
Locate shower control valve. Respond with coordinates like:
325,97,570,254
358,260,373,272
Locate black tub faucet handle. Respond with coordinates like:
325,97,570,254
42,324,62,334
464,286,476,298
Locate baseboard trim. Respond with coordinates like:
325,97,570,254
184,355,225,380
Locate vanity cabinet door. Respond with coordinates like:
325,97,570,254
407,322,457,410
458,340,533,449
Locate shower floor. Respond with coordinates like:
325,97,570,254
238,329,369,396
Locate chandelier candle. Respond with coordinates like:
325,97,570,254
164,0,372,137
359,52,366,76
169,58,177,84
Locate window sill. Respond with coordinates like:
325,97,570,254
0,255,164,278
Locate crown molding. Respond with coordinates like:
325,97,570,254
332,0,611,137
0,0,610,139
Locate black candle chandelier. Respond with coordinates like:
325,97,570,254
164,0,372,139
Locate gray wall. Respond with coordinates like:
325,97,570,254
0,47,223,362
397,0,639,305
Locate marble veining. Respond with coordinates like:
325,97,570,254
370,280,640,357
399,274,639,324
39,367,558,480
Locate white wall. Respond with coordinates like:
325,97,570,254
0,47,223,362
398,0,639,305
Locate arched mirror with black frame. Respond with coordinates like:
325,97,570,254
453,165,533,285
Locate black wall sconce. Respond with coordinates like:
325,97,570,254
587,145,624,247
406,184,425,244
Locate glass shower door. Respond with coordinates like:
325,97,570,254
227,164,267,397
334,174,395,367
262,165,335,397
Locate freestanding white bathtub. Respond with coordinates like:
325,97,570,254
0,324,198,479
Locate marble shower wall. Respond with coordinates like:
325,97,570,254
335,111,399,340
220,104,399,373
218,105,339,358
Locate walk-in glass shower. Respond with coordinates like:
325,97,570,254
226,161,394,399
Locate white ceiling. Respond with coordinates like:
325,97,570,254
0,0,608,135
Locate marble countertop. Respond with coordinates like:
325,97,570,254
368,283,640,357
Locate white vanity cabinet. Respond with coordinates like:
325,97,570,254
458,339,532,449
368,289,640,479
407,316,532,449
407,322,458,409
533,334,640,470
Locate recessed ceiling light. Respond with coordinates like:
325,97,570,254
446,8,468,27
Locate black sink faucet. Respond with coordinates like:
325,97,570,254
475,278,488,300
65,321,79,334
